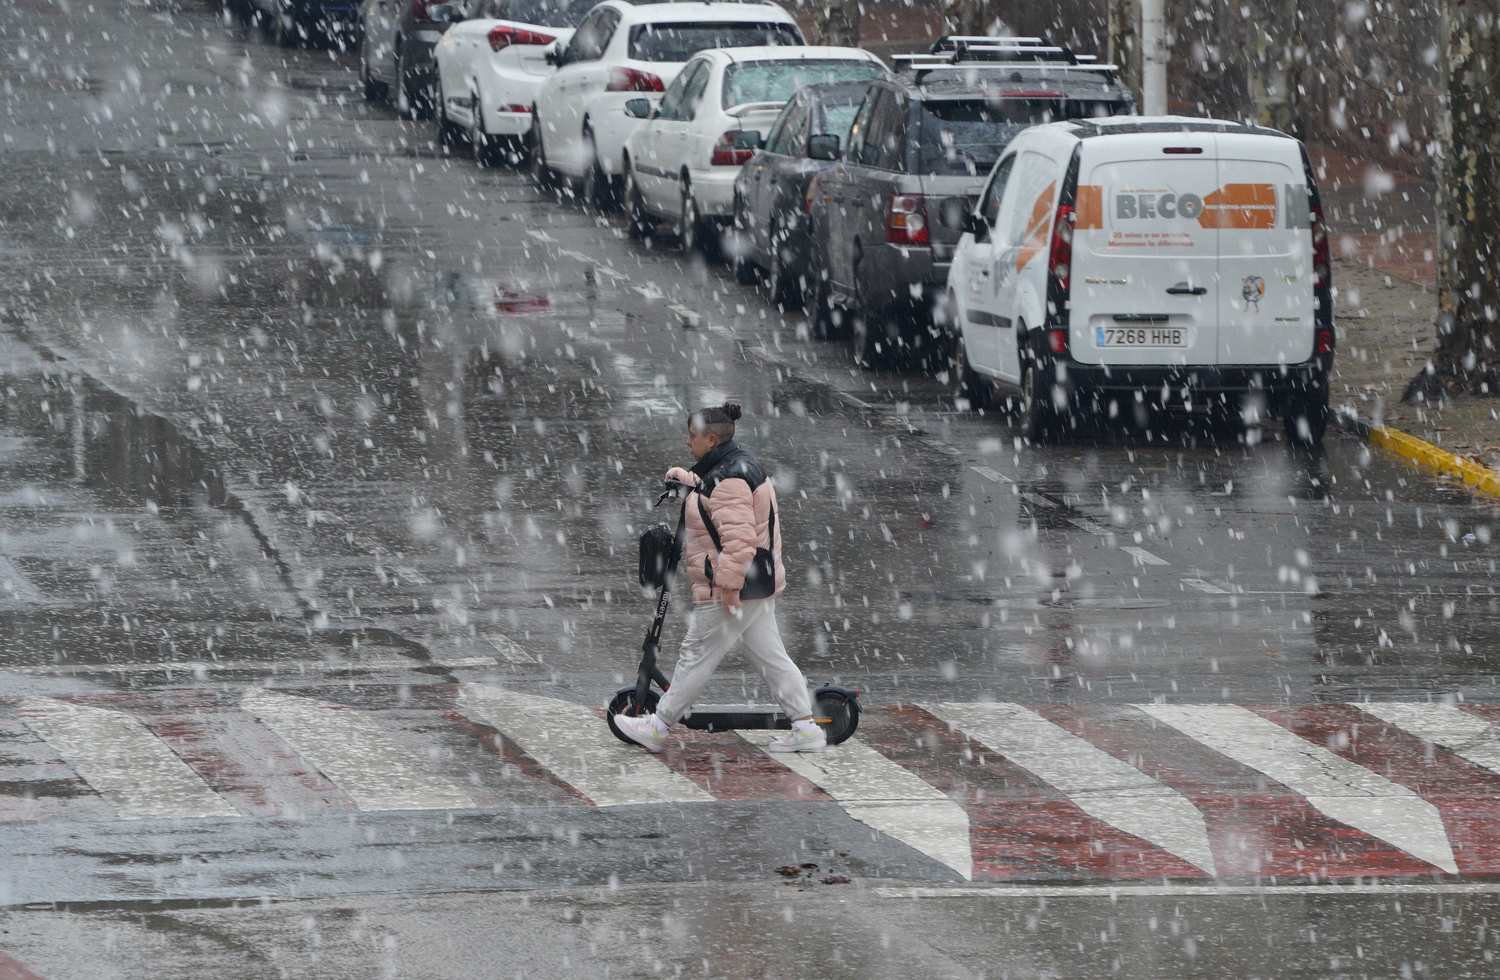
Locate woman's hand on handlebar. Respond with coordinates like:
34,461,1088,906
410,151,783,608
664,467,697,487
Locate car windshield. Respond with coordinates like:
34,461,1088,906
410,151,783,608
499,0,595,28
721,60,884,109
628,22,802,63
916,97,1123,175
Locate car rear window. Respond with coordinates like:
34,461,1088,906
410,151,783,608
628,22,802,63
501,0,596,28
916,97,1125,175
820,101,860,138
721,60,884,109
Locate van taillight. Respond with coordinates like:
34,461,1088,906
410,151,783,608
886,194,928,246
1316,329,1334,354
1310,202,1330,292
1048,204,1075,293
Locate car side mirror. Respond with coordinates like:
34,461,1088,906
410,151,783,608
962,211,989,242
427,3,457,22
543,41,561,66
807,133,840,161
624,98,650,119
732,130,762,151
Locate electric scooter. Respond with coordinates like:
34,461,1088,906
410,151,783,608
606,478,860,745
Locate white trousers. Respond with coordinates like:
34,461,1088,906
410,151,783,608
655,598,814,726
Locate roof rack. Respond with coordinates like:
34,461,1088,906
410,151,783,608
893,34,1113,81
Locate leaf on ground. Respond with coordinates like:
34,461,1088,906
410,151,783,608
774,865,802,877
821,876,851,885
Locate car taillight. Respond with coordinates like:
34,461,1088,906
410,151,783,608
886,194,928,246
410,0,442,23
1310,202,1330,293
1048,204,1074,293
711,131,754,166
488,25,555,50
606,67,664,92
505,104,531,113
1316,329,1334,354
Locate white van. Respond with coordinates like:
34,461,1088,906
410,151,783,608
945,117,1333,445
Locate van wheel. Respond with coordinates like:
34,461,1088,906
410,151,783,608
950,300,990,411
1018,345,1059,442
1283,382,1329,447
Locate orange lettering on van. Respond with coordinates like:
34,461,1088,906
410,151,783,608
1198,183,1277,229
1074,185,1103,229
1015,181,1057,272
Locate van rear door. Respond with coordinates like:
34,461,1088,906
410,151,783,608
1213,134,1315,365
1069,132,1220,367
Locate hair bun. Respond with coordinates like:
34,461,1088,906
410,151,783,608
722,402,742,421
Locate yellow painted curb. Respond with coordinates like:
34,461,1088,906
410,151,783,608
1368,425,1500,498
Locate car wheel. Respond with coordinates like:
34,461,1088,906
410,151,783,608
949,304,991,411
731,199,758,284
623,161,653,240
468,98,500,166
679,182,702,256
581,132,616,211
434,85,464,150
1282,380,1329,447
396,43,431,119
271,2,296,47
530,117,557,191
802,260,833,340
359,40,387,101
767,220,801,311
1017,337,1059,442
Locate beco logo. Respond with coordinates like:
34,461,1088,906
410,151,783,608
1115,193,1204,220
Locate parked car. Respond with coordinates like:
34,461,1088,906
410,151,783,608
358,0,464,116
729,78,882,310
622,46,884,254
945,117,1333,445
531,0,804,207
235,0,360,48
433,0,597,163
802,39,1134,367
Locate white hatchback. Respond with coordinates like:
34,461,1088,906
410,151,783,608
433,0,597,163
622,45,885,252
530,0,803,205
945,117,1333,444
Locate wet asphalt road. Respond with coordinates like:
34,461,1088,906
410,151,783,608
3,1,1500,976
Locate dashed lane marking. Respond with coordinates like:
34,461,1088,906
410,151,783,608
0,556,45,603
925,702,1217,876
1121,546,1170,566
1069,517,1112,536
738,731,973,880
484,632,539,665
389,565,430,585
1357,702,1500,778
1139,704,1459,875
18,697,239,820
877,882,1500,898
524,229,557,244
1182,577,1230,594
458,684,714,806
2,658,493,676
241,690,476,812
969,465,1013,485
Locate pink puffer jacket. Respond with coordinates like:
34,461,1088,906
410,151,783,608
668,442,785,605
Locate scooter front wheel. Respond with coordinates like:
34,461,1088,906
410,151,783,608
606,686,662,744
813,688,860,745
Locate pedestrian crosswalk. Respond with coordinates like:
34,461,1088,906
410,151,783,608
5,687,1500,884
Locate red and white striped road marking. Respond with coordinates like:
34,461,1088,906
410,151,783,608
0,953,45,980
10,690,1500,881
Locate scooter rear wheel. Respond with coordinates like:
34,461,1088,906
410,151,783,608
814,689,859,745
606,686,661,744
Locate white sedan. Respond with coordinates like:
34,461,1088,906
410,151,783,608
622,46,884,253
531,0,804,207
433,0,596,164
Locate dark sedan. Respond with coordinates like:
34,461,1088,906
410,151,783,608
730,79,883,317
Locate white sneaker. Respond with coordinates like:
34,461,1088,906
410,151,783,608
766,724,827,753
614,712,668,752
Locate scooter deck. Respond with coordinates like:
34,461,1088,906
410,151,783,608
680,706,792,732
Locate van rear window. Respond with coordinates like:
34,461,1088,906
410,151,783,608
916,97,1126,175
628,22,802,63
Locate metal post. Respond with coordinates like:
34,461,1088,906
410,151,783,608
1140,0,1167,116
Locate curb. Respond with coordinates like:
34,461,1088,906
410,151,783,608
1336,407,1500,499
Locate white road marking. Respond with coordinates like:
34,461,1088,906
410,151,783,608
0,555,45,602
1138,704,1458,874
1019,491,1058,508
835,391,873,410
707,322,737,341
557,248,593,263
1356,702,1500,778
18,698,239,820
525,229,556,243
1069,517,1112,536
878,882,1500,898
926,702,1216,875
1182,577,1230,594
1121,546,1170,566
457,684,713,807
738,732,973,880
390,565,430,585
921,438,961,456
484,632,538,665
2,658,479,675
241,690,475,812
970,465,1013,484
596,266,628,282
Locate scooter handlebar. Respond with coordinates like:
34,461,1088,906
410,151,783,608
655,477,695,506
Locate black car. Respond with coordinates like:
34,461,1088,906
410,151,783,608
803,38,1135,367
730,79,879,315
232,0,361,48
